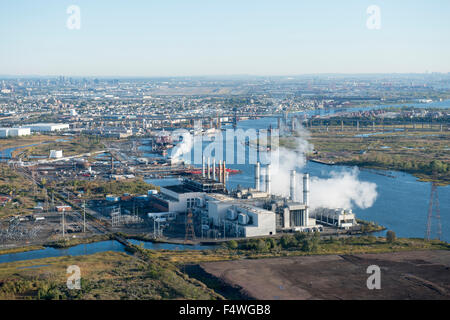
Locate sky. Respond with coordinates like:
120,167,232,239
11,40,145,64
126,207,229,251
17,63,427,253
1,0,450,77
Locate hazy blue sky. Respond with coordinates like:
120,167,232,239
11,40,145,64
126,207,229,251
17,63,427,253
1,0,449,76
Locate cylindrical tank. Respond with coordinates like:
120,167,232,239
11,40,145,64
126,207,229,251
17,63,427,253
227,208,237,220
238,213,249,225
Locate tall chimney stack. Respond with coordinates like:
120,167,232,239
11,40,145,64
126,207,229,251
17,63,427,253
202,156,205,178
266,164,271,195
254,162,260,191
218,160,223,183
222,161,226,186
207,157,211,179
303,173,309,205
290,170,296,201
303,173,310,226
212,158,216,180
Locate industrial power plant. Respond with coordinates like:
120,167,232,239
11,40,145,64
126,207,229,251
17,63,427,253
144,158,358,240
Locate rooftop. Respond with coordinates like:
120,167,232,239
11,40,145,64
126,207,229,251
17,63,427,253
164,184,199,194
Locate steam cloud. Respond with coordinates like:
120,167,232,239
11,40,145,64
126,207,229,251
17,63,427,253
309,168,378,210
170,131,193,163
269,120,378,211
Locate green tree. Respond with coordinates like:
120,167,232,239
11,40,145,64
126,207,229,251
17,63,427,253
386,230,396,243
280,236,291,249
256,239,268,252
301,239,312,252
227,240,238,250
266,238,276,250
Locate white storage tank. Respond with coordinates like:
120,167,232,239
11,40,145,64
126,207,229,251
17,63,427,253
238,213,249,225
227,208,237,220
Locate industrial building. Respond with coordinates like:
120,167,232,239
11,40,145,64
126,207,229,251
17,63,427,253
146,159,355,238
205,196,276,237
83,126,132,138
226,204,276,237
149,183,206,212
24,123,70,132
311,208,357,229
49,150,63,159
0,127,31,137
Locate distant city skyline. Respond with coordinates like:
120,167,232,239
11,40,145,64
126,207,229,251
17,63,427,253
1,0,450,76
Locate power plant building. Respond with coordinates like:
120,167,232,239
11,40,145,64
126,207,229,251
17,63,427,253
311,208,357,229
205,194,276,237
228,204,276,237
149,183,205,212
146,162,355,238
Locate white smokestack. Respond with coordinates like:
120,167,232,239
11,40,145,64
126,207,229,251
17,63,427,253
290,170,296,201
222,160,226,185
202,156,205,178
266,164,271,195
207,157,211,179
255,162,260,191
303,173,310,226
213,158,216,180
303,173,309,205
218,160,223,183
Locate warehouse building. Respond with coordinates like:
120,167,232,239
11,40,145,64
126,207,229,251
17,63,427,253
24,123,69,132
0,127,31,137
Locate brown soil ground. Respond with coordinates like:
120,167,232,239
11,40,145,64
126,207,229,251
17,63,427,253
197,250,450,300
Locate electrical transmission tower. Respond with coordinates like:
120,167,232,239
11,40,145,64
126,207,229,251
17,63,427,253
426,183,442,240
184,209,196,243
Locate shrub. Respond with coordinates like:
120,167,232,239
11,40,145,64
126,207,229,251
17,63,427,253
386,230,396,243
227,240,238,250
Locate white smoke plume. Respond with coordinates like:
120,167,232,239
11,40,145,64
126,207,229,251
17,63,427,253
269,122,312,198
269,119,378,210
170,130,193,163
309,168,377,210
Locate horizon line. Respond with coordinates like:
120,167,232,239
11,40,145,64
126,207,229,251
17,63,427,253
1,72,450,79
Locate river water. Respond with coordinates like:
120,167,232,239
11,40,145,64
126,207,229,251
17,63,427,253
0,240,216,264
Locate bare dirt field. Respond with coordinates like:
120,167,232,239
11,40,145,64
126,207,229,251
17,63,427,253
197,250,450,300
